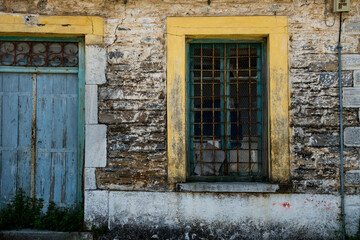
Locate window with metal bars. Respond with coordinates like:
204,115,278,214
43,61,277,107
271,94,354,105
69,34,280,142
187,40,267,181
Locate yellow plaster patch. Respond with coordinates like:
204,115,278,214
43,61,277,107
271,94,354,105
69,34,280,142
167,16,290,184
0,13,104,45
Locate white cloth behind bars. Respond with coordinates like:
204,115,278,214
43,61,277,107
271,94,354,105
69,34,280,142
193,138,258,176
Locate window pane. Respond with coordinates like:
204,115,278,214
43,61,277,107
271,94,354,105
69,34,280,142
189,42,264,178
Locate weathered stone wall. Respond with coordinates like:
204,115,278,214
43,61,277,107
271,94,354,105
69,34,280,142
1,0,360,195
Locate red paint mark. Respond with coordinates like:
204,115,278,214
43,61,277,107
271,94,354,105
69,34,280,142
272,203,276,206
305,197,331,210
281,202,291,208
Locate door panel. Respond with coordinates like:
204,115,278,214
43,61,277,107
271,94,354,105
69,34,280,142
36,73,78,207
0,73,33,206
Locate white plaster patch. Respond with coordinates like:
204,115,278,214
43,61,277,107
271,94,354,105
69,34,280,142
84,167,96,190
22,15,38,26
85,45,107,85
85,124,107,167
85,85,98,124
107,192,340,238
85,190,109,227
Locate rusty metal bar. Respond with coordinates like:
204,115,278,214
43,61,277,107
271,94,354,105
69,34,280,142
236,44,240,175
248,44,252,176
191,69,261,72
192,109,261,112
212,44,216,174
224,44,228,175
190,82,259,85
190,55,260,59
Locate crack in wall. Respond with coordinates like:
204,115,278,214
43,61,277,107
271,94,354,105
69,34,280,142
112,4,127,45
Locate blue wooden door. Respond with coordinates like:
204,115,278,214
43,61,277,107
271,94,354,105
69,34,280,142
0,38,84,208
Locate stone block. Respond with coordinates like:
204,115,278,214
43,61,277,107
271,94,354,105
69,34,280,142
343,18,360,34
308,61,337,72
85,167,96,190
343,87,360,107
85,45,107,85
85,124,107,167
344,127,360,147
354,71,360,86
342,55,360,70
85,85,98,124
319,71,352,87
309,134,339,147
345,170,360,186
85,190,109,227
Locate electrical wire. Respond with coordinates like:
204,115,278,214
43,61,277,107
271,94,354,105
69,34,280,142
325,0,336,27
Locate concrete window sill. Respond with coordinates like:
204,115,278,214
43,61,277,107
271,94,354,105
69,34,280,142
176,182,279,193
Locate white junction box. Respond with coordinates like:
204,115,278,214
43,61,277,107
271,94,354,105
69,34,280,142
333,0,350,12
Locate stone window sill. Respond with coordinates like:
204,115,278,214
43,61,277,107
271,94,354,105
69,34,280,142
176,182,279,193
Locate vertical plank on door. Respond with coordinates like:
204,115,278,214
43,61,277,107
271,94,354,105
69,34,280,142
52,74,66,206
36,73,78,207
2,73,19,203
66,74,78,205
17,73,33,196
35,74,53,204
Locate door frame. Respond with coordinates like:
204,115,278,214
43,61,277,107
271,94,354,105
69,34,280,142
0,36,85,204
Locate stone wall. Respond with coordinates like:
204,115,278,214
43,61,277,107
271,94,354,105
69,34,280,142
1,0,360,237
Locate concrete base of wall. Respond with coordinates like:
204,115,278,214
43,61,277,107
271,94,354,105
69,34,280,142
85,191,360,239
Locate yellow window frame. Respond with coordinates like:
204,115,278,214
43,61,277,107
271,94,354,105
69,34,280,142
167,16,290,184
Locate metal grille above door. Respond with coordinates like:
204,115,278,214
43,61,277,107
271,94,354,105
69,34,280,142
0,41,79,67
187,41,267,181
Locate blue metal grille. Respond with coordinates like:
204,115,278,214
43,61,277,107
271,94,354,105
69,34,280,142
188,42,265,180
